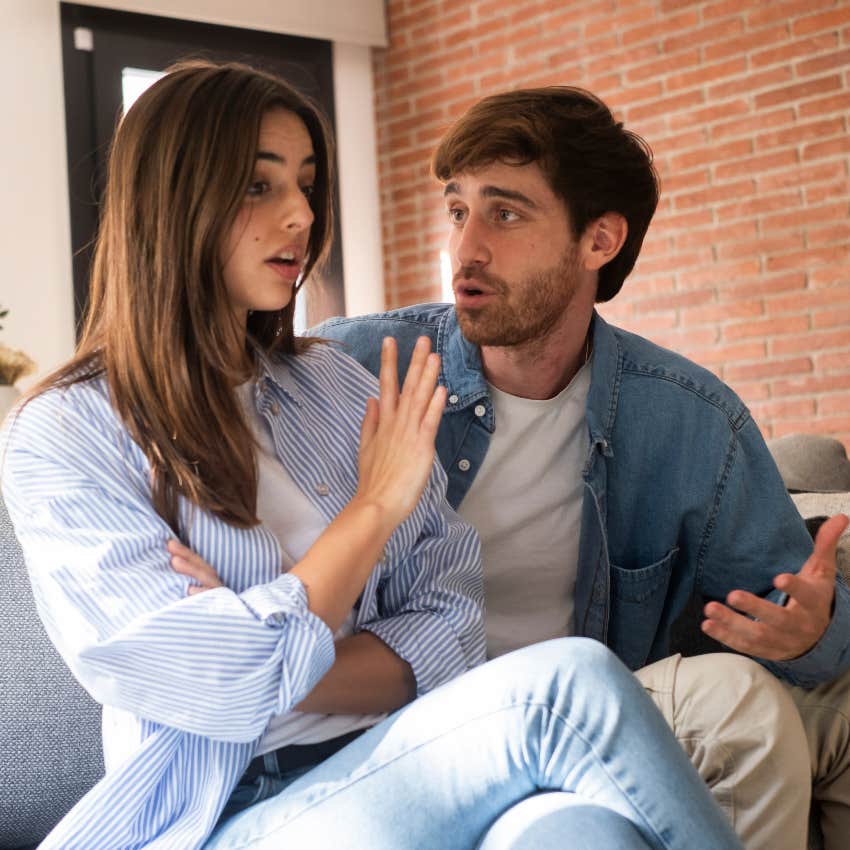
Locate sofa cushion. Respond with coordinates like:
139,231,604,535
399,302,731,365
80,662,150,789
0,497,104,847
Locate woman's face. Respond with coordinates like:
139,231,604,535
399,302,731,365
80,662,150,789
221,108,316,323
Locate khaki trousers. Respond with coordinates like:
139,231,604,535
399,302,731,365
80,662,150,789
637,654,850,850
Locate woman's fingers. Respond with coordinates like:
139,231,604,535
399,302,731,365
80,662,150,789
378,336,399,423
166,539,223,592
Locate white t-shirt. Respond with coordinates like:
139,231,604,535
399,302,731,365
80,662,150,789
237,382,385,754
457,360,591,658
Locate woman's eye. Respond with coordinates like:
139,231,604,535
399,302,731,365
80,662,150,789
301,184,315,200
246,180,270,197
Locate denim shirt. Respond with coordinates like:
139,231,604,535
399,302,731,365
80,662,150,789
315,303,850,687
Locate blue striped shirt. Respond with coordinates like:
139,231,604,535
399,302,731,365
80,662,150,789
1,343,485,849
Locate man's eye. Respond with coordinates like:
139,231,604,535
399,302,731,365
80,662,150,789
497,209,519,222
246,180,270,197
447,207,465,223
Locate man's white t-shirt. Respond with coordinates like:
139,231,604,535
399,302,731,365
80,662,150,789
457,360,591,658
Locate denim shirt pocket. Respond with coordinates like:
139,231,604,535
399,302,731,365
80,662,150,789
607,547,678,671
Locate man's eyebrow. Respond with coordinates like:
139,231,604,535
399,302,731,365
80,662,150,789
256,151,317,168
442,181,538,209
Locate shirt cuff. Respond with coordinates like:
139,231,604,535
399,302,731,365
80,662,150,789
765,576,850,688
363,611,470,696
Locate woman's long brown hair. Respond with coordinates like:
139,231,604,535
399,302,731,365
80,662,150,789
28,60,334,531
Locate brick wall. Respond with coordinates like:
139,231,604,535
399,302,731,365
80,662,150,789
372,0,850,446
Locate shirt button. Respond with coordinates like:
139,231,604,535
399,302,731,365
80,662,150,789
458,458,471,472
270,402,280,416
314,483,330,496
474,404,486,417
448,394,459,405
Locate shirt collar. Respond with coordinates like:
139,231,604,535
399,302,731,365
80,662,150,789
252,346,304,407
435,305,622,453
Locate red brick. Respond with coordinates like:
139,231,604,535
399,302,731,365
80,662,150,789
799,91,850,118
646,326,720,350
585,2,656,39
674,220,758,250
671,179,754,211
761,201,849,233
813,304,850,329
750,33,839,68
665,17,746,55
716,231,805,262
632,288,716,313
684,339,766,365
718,273,807,301
772,327,850,356
704,24,791,62
717,191,802,222
756,160,847,193
803,136,850,160
683,300,765,325
708,66,793,100
773,416,850,440
621,10,701,47
665,57,748,93
715,149,799,181
806,180,850,205
678,259,761,291
819,394,850,415
662,168,711,195
797,47,850,77
768,245,850,274
755,74,844,109
711,108,796,142
748,0,838,29
773,374,850,397
655,208,715,230
702,0,763,20
670,138,753,171
725,357,812,382
818,351,850,371
724,313,810,342
793,7,850,37
756,117,846,151
669,98,750,131
808,221,850,247
750,398,817,421
627,89,704,122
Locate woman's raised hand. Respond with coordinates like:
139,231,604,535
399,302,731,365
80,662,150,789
353,336,446,529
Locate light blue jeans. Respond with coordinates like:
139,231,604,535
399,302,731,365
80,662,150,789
205,638,742,850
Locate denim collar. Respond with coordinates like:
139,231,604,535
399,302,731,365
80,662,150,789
434,306,621,455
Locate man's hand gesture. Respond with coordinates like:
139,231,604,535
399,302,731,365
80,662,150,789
702,513,849,661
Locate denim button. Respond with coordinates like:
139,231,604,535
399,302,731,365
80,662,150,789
448,394,459,405
458,459,471,472
473,404,486,417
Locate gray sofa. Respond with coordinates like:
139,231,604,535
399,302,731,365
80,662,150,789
3,433,848,848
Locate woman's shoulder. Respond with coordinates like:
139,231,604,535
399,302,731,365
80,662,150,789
281,341,379,394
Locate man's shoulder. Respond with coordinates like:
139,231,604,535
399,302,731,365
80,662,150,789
608,322,749,428
312,302,451,340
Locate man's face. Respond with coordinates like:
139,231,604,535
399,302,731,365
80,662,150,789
444,161,583,347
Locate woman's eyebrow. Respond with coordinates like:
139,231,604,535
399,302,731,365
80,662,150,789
256,150,317,167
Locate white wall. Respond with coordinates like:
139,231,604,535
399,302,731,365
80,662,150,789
0,1,384,387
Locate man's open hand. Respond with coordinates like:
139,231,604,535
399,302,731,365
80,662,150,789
701,513,849,661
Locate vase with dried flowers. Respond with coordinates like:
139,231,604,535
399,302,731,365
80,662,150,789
0,305,37,421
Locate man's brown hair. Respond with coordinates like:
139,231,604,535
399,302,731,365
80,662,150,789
432,87,659,302
27,60,334,531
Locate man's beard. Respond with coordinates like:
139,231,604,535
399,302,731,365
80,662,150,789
453,246,581,348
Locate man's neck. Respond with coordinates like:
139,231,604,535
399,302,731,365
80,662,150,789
480,305,594,400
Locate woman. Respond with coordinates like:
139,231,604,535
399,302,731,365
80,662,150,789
2,60,742,850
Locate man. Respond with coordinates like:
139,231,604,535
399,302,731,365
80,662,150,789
316,87,850,850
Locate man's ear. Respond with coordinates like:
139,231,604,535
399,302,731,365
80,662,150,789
580,213,628,271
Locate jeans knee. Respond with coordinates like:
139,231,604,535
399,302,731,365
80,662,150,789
510,638,634,691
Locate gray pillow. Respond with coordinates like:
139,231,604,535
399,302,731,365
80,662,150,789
0,497,104,848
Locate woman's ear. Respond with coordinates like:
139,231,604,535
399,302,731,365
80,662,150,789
580,213,628,271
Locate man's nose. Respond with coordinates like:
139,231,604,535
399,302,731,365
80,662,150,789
453,216,491,269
